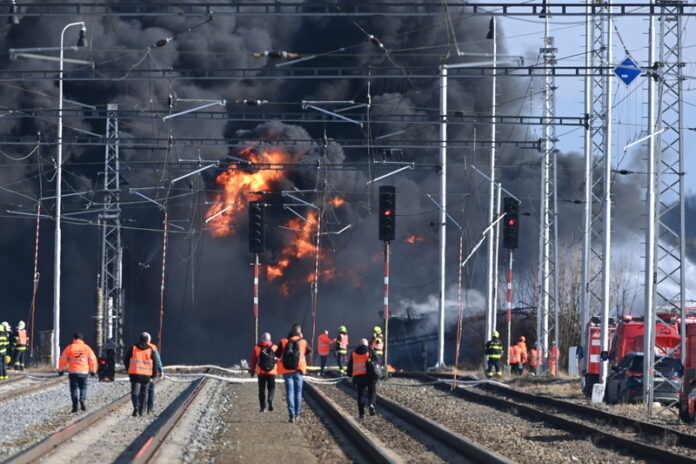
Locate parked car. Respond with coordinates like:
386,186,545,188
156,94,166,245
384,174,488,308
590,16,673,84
605,352,683,404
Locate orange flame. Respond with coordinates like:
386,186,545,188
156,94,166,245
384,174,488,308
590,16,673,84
329,196,346,207
205,147,294,237
405,235,424,244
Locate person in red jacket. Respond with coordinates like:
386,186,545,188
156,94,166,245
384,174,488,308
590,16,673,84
58,332,98,413
249,332,278,412
317,330,333,377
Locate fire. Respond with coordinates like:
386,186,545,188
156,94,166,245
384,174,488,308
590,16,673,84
205,146,294,237
329,196,345,207
405,235,424,244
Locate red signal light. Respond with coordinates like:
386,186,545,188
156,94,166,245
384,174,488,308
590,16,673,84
507,219,516,226
384,210,392,216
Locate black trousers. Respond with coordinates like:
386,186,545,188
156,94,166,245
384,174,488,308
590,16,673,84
355,380,377,416
337,352,347,372
257,374,275,409
0,353,6,379
319,356,328,375
129,375,151,412
486,358,501,376
13,349,26,370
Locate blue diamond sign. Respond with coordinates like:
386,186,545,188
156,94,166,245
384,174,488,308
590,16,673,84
614,57,641,86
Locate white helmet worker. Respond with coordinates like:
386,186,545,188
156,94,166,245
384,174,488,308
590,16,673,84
17,320,25,330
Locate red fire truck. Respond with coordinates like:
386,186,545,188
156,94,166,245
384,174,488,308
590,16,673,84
609,315,682,362
680,323,696,423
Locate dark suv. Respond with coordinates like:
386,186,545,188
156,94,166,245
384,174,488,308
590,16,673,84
605,352,683,404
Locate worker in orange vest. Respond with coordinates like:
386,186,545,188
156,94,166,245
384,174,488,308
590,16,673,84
142,332,163,414
276,323,310,423
508,343,521,375
516,336,528,374
58,332,98,413
250,332,278,412
12,320,28,371
529,344,539,375
347,338,378,419
335,325,350,375
317,330,333,377
548,340,560,376
125,333,161,417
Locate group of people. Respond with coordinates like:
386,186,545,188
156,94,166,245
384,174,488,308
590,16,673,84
485,332,561,377
57,331,163,416
249,323,384,423
0,320,29,379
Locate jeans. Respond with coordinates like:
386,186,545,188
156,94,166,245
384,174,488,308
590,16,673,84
68,374,88,407
131,379,150,412
283,371,303,417
258,374,276,410
147,380,155,410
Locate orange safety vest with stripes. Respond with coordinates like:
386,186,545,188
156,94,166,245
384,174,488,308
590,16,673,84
277,336,308,375
351,352,369,377
128,346,154,376
17,329,27,346
529,349,539,367
508,345,521,364
548,346,560,365
59,340,98,375
336,333,349,354
317,333,333,357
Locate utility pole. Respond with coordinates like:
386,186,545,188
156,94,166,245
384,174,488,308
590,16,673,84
485,16,498,345
645,0,686,415
537,9,558,375
98,103,124,356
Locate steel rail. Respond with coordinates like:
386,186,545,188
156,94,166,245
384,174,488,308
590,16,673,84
333,379,514,464
396,373,696,464
0,66,619,82
7,108,589,127
303,380,397,464
10,2,696,17
129,377,207,464
0,376,64,403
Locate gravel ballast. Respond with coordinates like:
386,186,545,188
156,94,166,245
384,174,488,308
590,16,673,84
379,379,648,464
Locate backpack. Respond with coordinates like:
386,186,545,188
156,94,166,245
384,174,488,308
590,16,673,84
367,356,383,382
258,345,276,372
282,339,301,370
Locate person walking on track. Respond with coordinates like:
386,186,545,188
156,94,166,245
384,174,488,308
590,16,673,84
276,324,310,423
124,333,160,417
250,332,278,412
142,332,163,413
317,329,333,377
58,332,97,413
347,338,379,419
484,330,504,378
335,325,349,375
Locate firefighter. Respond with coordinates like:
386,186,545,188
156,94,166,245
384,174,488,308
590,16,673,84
484,330,504,378
529,343,539,375
335,325,350,375
124,333,160,417
3,321,12,368
347,338,378,419
58,333,98,413
549,340,560,376
369,326,384,365
12,320,28,371
317,330,333,377
276,324,310,423
0,322,8,380
249,332,277,412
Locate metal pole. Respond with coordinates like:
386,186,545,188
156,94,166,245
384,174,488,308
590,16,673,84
643,5,656,409
436,65,447,367
29,203,41,359
506,248,513,372
384,241,390,372
52,21,85,368
599,10,613,386
254,252,259,344
158,210,168,353
485,16,497,344
492,182,502,333
311,213,321,362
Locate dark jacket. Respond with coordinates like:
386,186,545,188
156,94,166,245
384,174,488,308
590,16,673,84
347,345,375,383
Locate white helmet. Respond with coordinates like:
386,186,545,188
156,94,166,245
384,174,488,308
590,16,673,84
0,322,7,331
18,320,25,330
2,321,9,331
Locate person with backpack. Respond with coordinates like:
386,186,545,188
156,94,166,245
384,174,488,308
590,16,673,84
249,332,278,412
276,324,310,423
347,338,379,419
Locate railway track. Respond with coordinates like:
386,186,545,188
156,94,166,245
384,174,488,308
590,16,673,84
4,377,207,464
0,376,64,403
396,372,696,464
304,379,512,464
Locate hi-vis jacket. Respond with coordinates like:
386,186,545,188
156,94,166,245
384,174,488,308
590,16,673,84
59,340,97,375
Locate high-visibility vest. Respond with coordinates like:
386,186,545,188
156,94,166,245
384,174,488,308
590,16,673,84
16,329,27,347
517,343,528,363
317,334,332,357
370,336,384,354
128,346,154,376
351,352,369,377
529,349,538,366
336,333,349,353
59,340,98,375
549,346,560,364
277,336,308,375
254,344,278,375
508,345,520,364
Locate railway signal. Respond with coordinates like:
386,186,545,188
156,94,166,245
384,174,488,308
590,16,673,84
248,201,265,253
378,185,396,241
502,197,519,249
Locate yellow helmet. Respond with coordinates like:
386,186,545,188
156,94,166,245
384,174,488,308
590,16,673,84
492,330,499,338
373,326,382,335
338,325,347,333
